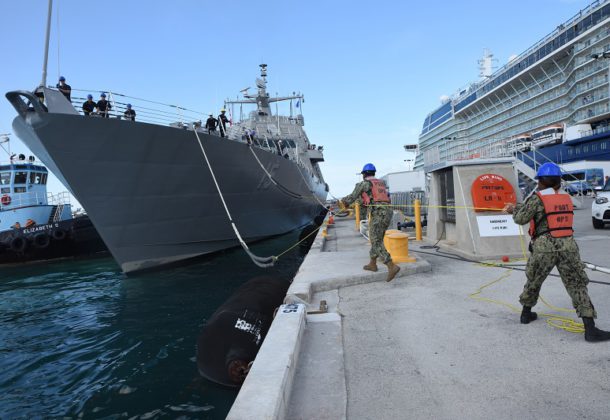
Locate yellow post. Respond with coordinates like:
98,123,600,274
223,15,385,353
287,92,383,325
414,199,422,241
354,203,360,231
386,232,416,263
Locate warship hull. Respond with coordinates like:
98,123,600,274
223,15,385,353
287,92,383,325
9,103,326,273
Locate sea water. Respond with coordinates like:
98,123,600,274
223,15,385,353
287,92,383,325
0,225,319,419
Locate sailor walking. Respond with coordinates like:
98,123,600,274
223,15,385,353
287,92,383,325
339,163,400,282
218,109,229,137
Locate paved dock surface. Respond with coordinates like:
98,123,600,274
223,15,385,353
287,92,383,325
230,198,610,419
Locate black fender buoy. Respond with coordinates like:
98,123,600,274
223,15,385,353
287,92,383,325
10,236,27,253
33,233,50,249
52,229,66,241
196,276,290,387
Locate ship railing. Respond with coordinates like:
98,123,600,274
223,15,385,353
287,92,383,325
66,88,208,127
47,191,72,206
453,0,609,103
0,191,63,210
58,88,314,169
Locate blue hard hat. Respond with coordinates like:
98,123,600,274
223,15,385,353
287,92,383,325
87,94,92,99
100,92,106,98
59,76,65,81
361,163,376,173
126,103,132,108
536,162,562,178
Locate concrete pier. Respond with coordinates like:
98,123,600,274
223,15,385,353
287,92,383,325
228,199,610,420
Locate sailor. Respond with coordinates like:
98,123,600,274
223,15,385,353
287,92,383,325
82,94,96,116
56,76,71,101
205,114,218,134
96,93,112,118
11,222,21,230
123,104,136,121
504,162,610,342
218,109,229,137
25,219,36,228
339,163,400,282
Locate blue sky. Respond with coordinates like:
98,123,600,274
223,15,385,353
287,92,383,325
0,0,590,197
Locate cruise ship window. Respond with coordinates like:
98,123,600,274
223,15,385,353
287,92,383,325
14,171,27,184
0,172,10,185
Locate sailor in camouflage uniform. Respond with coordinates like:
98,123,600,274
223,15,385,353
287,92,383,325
504,162,610,342
340,163,400,282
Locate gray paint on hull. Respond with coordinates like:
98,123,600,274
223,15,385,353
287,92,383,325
13,113,326,272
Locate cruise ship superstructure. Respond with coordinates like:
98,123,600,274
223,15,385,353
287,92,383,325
417,0,610,176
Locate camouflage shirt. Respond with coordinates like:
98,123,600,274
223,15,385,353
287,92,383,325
342,179,390,215
512,192,579,253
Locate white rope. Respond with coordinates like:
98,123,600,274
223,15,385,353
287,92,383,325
192,127,276,268
248,146,278,186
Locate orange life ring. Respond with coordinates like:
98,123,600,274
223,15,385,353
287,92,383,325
0,195,10,205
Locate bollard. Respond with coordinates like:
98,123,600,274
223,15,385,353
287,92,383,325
414,199,422,241
355,203,360,231
386,232,416,263
383,229,401,250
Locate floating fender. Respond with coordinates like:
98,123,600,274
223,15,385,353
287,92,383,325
33,233,51,249
52,229,67,241
196,276,289,387
10,236,27,253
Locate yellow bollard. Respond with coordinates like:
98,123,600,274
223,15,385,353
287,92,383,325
414,199,422,241
384,229,401,250
354,203,360,231
386,232,416,263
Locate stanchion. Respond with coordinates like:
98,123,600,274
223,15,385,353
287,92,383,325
414,199,422,241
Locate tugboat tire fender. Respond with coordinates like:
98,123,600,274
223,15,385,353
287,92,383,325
10,236,27,253
33,233,51,249
52,229,67,241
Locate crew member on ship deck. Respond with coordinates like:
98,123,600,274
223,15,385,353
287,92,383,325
96,93,112,118
82,95,96,116
123,104,136,121
56,76,71,101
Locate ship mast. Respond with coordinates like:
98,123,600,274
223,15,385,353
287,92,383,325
225,64,304,118
40,0,54,88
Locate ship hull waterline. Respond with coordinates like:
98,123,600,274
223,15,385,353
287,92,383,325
11,112,327,273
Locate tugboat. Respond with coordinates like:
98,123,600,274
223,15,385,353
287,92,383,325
0,135,107,264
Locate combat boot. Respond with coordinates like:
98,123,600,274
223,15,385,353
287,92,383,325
582,317,610,342
520,306,538,324
363,258,378,272
385,261,400,282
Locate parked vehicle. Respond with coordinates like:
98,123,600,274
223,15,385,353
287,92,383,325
565,181,593,196
592,180,610,229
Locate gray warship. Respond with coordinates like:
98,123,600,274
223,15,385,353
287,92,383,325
6,64,328,273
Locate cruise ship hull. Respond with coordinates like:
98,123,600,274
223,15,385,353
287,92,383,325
10,110,326,273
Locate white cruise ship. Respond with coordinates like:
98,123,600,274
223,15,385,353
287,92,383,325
416,0,610,186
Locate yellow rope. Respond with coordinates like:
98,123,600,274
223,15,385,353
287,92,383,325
275,223,324,259
470,260,584,334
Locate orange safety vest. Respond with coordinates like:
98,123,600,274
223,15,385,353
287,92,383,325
528,188,574,239
361,178,390,206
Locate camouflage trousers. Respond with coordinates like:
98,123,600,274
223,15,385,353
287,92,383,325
520,249,596,318
368,207,393,264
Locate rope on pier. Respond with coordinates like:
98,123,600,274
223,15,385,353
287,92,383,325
192,127,277,268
